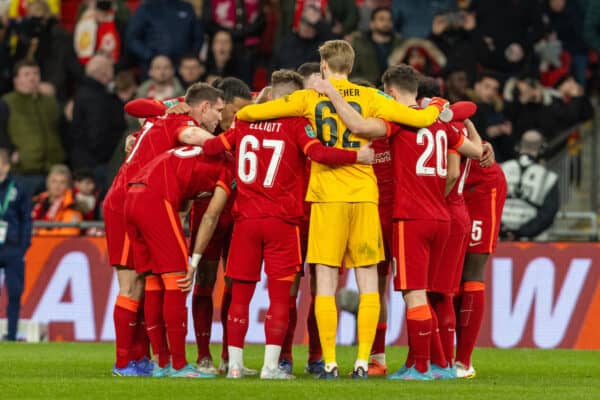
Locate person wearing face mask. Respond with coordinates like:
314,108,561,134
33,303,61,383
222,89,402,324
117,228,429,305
350,7,403,86
500,129,559,241
68,54,126,192
7,0,83,103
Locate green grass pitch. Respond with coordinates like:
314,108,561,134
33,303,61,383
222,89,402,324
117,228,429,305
1,343,598,399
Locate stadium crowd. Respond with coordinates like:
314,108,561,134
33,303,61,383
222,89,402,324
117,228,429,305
0,0,598,382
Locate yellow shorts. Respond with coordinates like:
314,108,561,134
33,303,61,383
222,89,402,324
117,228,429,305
306,202,384,268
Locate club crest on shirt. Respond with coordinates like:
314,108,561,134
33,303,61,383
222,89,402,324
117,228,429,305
305,125,316,138
187,120,196,126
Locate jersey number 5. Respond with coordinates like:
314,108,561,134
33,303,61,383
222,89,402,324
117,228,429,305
238,135,284,187
416,128,448,177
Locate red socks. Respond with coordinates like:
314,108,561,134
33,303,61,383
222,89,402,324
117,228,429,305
265,279,293,346
144,275,170,368
280,295,297,361
227,281,256,348
162,274,189,370
432,294,456,366
456,281,485,367
405,304,432,373
131,304,150,361
371,322,387,356
113,295,139,368
221,286,232,361
307,295,322,362
429,305,448,368
192,285,214,361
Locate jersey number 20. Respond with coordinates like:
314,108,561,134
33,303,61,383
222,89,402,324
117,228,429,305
238,135,284,187
416,128,448,177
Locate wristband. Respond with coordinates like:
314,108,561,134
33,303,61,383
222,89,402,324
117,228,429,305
190,253,202,268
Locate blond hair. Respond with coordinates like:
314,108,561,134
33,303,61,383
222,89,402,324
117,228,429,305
271,69,304,91
48,164,72,183
318,40,355,74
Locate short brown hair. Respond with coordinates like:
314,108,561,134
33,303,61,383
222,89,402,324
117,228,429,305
185,83,224,106
13,59,39,77
381,64,419,94
271,70,304,91
319,40,354,74
297,62,321,79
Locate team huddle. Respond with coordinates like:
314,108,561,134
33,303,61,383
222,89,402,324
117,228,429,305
103,40,507,380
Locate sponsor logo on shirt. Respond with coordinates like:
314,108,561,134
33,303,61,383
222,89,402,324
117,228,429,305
305,125,316,138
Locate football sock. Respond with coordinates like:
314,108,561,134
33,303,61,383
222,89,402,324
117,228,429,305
429,304,448,368
192,285,213,361
264,278,293,369
371,322,387,364
162,274,188,370
220,286,232,362
280,295,298,362
406,304,432,373
357,292,380,364
456,281,485,367
144,275,170,368
264,345,282,370
227,281,255,349
307,295,322,362
131,303,150,361
228,346,244,369
113,295,139,368
433,294,457,366
314,295,337,366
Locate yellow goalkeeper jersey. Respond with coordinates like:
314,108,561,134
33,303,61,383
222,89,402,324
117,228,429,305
235,78,440,203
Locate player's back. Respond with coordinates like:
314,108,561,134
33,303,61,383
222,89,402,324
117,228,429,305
389,118,464,221
231,117,313,224
446,121,471,205
135,146,230,209
464,158,506,194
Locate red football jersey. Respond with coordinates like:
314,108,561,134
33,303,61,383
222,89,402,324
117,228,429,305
388,119,464,220
132,146,232,209
464,156,505,193
104,114,197,210
202,117,354,224
372,137,393,206
446,120,471,205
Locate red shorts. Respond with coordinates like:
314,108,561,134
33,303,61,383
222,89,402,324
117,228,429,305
392,219,450,291
189,196,234,262
464,180,507,254
125,186,188,274
226,218,302,282
431,203,470,294
103,205,133,268
377,204,393,275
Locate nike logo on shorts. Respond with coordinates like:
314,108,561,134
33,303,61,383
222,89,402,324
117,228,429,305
469,241,482,247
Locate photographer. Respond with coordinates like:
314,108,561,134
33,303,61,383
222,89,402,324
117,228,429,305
500,130,559,240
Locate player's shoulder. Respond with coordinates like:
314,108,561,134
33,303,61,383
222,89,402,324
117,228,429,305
165,113,196,126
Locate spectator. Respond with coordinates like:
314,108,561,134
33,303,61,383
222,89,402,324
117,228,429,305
388,38,446,78
0,148,32,341
32,164,82,236
350,7,403,86
69,54,126,190
392,0,456,39
6,0,60,18
205,30,237,85
136,55,185,100
584,0,600,54
73,168,99,221
357,0,392,33
1,59,65,196
203,0,266,86
272,5,333,71
74,0,123,66
443,66,469,103
501,130,559,240
6,0,83,103
126,0,203,76
178,54,205,89
213,77,252,133
542,0,588,85
468,72,515,162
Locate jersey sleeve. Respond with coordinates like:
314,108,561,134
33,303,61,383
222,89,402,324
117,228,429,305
169,116,198,144
203,128,236,156
124,98,168,118
370,89,440,128
446,122,465,150
215,163,234,196
236,90,309,121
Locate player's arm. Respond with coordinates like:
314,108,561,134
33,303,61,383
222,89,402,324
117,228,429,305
376,96,446,128
177,185,229,291
455,119,483,159
178,126,215,146
480,141,496,168
305,141,375,165
235,90,307,121
446,151,461,196
202,128,237,156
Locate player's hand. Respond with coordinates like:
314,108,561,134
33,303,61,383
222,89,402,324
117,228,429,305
356,142,375,164
480,142,496,167
428,97,452,121
306,75,335,97
125,134,136,154
167,102,191,115
177,266,196,292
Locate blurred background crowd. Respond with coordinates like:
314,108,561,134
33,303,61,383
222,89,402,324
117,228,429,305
0,0,598,239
